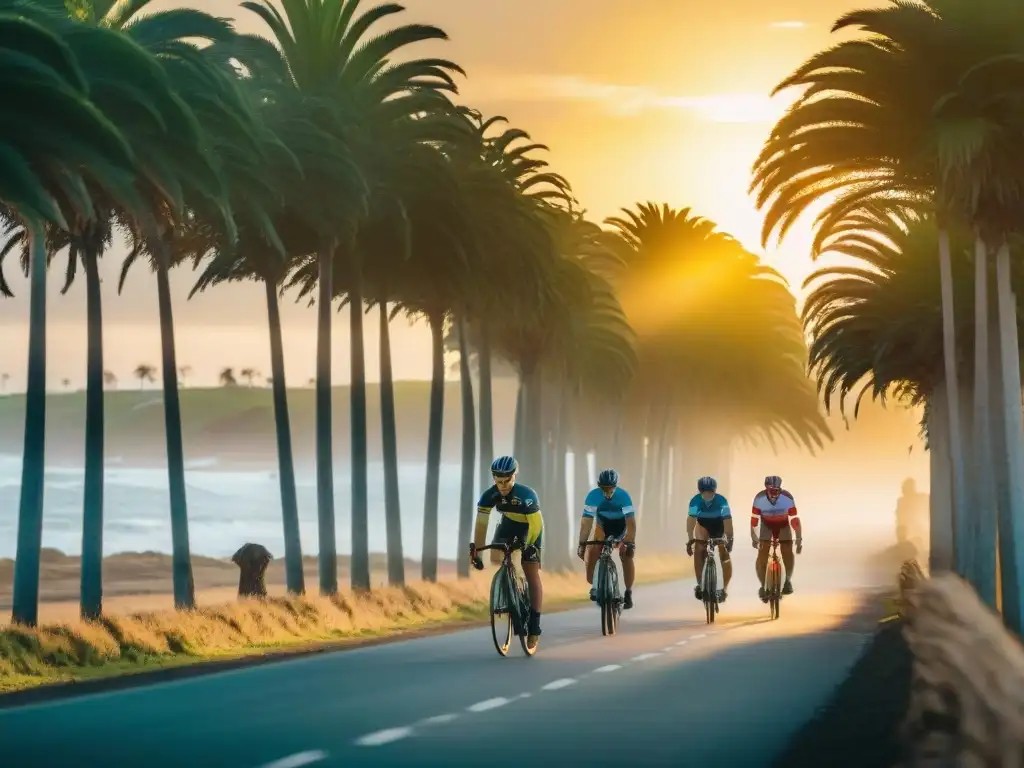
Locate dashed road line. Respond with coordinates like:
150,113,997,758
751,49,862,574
354,727,414,746
541,678,577,691
467,697,511,712
352,625,734,747
258,751,329,768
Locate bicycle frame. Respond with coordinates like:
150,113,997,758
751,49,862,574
472,538,536,657
581,536,628,636
698,537,729,624
763,534,784,620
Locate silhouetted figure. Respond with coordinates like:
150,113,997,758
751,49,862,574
232,543,273,598
895,478,929,554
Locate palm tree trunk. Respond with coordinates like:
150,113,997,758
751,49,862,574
155,240,194,610
422,312,446,581
349,271,370,592
11,221,48,627
378,302,404,586
513,380,525,457
969,237,997,608
80,242,106,618
522,366,545,496
456,317,476,578
938,228,970,576
477,327,494,487
315,244,337,595
265,277,304,595
926,387,954,572
544,382,570,570
995,241,1024,631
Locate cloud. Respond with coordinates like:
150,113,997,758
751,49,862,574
768,20,807,29
460,74,796,124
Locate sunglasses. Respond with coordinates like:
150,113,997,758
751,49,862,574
493,473,514,481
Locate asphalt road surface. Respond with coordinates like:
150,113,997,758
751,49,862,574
0,574,879,767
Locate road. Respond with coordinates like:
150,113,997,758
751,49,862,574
0,575,879,767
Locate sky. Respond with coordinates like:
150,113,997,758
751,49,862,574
0,0,867,391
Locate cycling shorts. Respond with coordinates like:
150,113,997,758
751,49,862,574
596,514,627,539
492,513,544,564
759,518,794,542
694,517,726,540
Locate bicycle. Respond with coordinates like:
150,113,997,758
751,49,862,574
696,537,729,624
581,536,631,636
470,538,536,658
763,533,784,620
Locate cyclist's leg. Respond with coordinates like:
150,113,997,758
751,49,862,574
586,520,607,600
522,513,545,639
604,517,634,608
693,522,708,598
778,524,795,592
756,522,771,596
490,516,512,566
718,541,732,595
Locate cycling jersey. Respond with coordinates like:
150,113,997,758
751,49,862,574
582,487,636,521
477,483,541,519
751,489,800,532
688,493,732,520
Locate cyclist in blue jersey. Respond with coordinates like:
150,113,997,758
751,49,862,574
686,476,735,602
470,455,544,651
576,468,637,609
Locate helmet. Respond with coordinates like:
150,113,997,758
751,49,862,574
697,476,717,493
764,475,782,489
491,455,518,476
598,468,619,488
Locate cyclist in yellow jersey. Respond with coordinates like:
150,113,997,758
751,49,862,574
470,455,544,651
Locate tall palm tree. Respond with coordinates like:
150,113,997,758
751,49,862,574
134,364,156,389
0,9,138,626
245,0,464,593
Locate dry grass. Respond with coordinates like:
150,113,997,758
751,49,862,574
0,555,685,693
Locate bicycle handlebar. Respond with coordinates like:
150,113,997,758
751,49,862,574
581,537,627,547
471,539,525,554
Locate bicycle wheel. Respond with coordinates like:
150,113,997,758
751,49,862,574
489,568,513,656
703,554,717,625
767,559,781,621
517,575,537,657
602,559,619,636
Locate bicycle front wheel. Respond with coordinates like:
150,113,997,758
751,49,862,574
768,559,782,620
489,568,513,656
703,556,717,625
518,576,537,657
602,559,619,636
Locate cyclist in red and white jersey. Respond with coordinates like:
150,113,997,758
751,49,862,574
750,475,802,601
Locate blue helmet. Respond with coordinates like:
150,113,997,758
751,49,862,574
598,468,619,488
491,455,518,476
697,476,717,493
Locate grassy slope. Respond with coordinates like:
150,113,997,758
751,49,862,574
0,556,686,695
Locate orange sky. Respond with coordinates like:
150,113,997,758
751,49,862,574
0,0,865,390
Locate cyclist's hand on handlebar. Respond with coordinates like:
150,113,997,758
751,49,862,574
576,543,586,561
472,556,484,570
685,539,694,557
726,537,734,553
796,539,803,555
751,537,759,549
468,543,485,571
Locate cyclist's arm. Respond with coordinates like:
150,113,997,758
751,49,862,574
720,500,734,541
473,488,497,551
686,498,699,539
625,517,637,542
620,491,637,543
788,496,802,540
577,515,593,546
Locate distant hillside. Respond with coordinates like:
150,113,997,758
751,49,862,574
0,379,520,468
0,380,927,475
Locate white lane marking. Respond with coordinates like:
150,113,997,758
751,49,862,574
258,752,328,768
661,646,676,652
541,678,577,691
675,639,689,646
467,697,510,712
691,633,707,640
631,652,662,661
354,727,414,747
418,713,458,726
517,692,532,699
594,664,621,673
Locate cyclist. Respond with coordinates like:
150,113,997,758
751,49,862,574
470,455,544,651
686,476,734,602
750,474,802,600
577,468,637,610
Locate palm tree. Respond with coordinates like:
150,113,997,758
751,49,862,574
134,364,156,389
219,367,238,387
178,365,192,387
249,0,465,591
240,368,259,387
1,9,138,626
103,370,117,390
2,373,10,393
